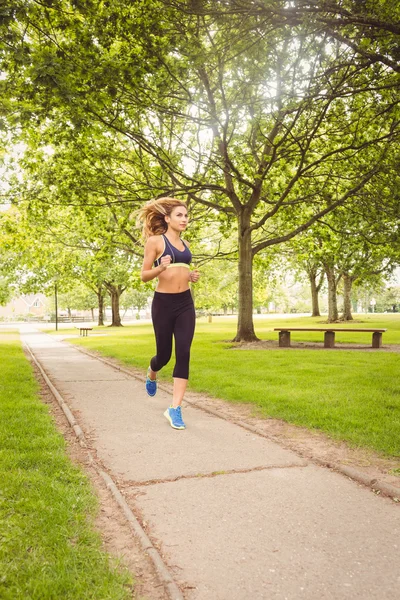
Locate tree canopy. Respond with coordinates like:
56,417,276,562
1,1,399,336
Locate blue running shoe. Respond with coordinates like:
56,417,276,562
145,367,157,397
164,406,186,430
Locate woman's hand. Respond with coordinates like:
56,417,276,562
189,269,200,283
159,255,172,271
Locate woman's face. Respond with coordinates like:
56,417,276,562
166,206,189,232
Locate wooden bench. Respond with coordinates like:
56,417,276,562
274,327,387,349
76,327,93,337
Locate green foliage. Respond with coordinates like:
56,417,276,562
120,287,152,312
56,283,97,313
0,275,14,306
194,258,238,313
2,0,400,339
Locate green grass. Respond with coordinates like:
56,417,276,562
56,314,400,458
0,331,133,600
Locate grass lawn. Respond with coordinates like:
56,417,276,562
0,331,133,600
56,314,400,458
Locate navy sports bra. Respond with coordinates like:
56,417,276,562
154,234,192,269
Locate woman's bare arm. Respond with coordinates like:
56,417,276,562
183,240,200,283
141,236,170,282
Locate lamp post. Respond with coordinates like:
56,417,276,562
55,283,58,331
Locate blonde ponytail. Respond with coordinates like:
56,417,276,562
137,197,187,239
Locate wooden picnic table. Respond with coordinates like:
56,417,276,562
75,327,93,337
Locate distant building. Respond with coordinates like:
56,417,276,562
0,293,48,319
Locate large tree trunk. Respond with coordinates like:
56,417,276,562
310,276,320,317
308,268,322,317
108,286,123,327
341,273,354,321
324,265,339,322
97,286,105,326
233,215,258,342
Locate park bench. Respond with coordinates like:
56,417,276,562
75,327,93,337
274,327,387,349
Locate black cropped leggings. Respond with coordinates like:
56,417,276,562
150,290,196,380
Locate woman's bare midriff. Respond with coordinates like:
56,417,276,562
156,267,190,293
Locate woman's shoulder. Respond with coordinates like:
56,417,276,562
182,238,190,247
146,234,164,247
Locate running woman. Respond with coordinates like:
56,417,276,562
138,197,200,430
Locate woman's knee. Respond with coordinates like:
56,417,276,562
151,350,172,371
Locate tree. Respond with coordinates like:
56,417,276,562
320,159,400,321
282,236,326,317
57,284,98,320
120,287,152,318
0,199,140,327
305,263,324,318
288,197,400,322
2,0,400,340
378,285,400,313
194,258,238,315
0,276,13,306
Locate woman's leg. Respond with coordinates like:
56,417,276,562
171,303,196,407
171,378,188,408
150,294,174,374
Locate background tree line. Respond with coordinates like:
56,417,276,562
0,0,399,335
